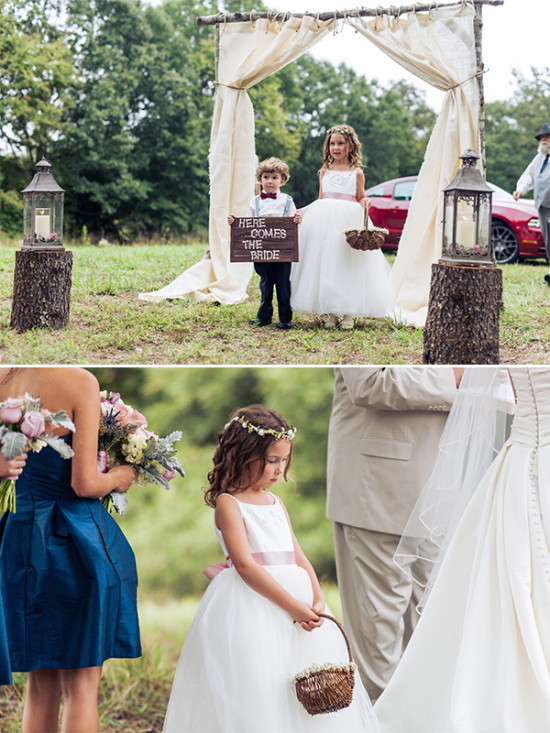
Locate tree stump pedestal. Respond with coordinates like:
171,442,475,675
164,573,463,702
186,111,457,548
423,262,502,364
10,249,73,333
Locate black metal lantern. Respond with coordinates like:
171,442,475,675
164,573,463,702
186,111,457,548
21,158,65,250
441,149,494,266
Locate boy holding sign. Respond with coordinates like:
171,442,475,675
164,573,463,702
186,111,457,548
228,158,302,330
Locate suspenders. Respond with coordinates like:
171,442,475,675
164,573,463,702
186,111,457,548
254,195,292,217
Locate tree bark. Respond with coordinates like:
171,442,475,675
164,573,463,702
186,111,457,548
474,4,486,175
423,262,502,364
10,249,73,332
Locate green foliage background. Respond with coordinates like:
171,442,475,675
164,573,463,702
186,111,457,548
2,0,548,241
90,366,337,599
0,0,438,239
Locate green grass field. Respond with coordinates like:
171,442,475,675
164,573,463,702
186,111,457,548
0,236,548,364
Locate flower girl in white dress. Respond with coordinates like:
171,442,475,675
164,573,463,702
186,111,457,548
290,125,394,330
163,405,375,733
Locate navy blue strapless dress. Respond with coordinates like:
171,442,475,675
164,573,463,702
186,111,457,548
0,435,141,675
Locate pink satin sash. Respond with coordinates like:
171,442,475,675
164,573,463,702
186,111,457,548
322,192,357,202
204,550,296,580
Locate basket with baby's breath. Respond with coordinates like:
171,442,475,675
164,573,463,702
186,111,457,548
345,202,388,251
293,613,357,715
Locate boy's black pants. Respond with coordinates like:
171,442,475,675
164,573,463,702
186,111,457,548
254,262,292,324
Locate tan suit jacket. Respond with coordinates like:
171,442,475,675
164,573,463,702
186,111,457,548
327,367,457,536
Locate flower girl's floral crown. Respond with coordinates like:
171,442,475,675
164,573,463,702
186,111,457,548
229,415,297,441
329,126,353,136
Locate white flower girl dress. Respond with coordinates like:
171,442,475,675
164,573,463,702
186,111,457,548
290,169,394,317
163,492,376,733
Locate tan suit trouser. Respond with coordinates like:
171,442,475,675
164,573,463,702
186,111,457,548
334,522,426,702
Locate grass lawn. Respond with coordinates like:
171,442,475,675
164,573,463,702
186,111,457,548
0,585,343,731
0,237,548,364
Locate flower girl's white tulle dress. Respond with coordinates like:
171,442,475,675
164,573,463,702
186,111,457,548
163,492,376,733
375,367,550,733
290,169,394,317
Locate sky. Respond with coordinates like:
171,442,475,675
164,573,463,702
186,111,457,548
248,0,549,111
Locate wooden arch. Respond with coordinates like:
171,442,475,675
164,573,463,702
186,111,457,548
198,0,504,169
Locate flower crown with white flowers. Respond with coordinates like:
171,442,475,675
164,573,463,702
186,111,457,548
230,415,297,441
329,126,353,136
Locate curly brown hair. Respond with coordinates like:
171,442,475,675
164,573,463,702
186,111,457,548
256,157,290,184
204,405,294,507
320,124,363,175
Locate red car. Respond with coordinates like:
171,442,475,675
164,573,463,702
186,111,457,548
365,176,545,264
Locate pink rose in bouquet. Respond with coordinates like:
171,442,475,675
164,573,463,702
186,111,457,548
1,398,23,424
114,403,130,424
125,408,148,430
21,411,46,438
0,394,75,512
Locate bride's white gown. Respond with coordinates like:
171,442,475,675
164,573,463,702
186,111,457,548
375,367,550,733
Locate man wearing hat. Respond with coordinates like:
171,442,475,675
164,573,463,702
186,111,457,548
514,123,550,283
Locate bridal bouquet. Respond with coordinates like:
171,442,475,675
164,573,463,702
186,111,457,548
98,390,185,516
0,393,75,513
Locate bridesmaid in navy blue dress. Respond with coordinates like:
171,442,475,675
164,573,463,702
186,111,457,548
0,367,140,733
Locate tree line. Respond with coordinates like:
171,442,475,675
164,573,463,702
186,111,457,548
0,0,548,243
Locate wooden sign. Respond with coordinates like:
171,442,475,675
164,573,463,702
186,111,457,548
230,217,299,263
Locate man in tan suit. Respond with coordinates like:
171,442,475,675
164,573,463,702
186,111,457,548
326,366,460,701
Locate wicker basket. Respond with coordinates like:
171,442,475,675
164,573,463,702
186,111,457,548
345,203,388,251
294,613,356,716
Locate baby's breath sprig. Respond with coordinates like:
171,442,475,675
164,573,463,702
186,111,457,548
293,661,357,682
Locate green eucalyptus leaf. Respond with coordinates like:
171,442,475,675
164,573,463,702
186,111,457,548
48,411,75,432
0,432,27,460
38,434,74,459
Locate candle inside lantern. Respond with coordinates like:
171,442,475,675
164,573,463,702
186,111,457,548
35,208,50,238
455,199,476,249
456,215,475,248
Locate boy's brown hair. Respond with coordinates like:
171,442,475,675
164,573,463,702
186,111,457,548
256,157,290,184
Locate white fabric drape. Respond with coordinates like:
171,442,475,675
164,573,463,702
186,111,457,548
348,4,480,326
139,15,335,304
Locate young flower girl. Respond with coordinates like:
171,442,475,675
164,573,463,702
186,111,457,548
163,405,375,732
291,125,394,330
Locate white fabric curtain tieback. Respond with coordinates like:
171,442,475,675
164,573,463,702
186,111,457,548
448,69,485,90
214,81,245,90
